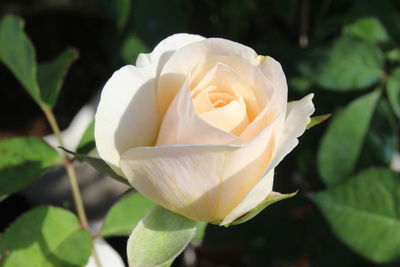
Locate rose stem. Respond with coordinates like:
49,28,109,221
43,107,102,267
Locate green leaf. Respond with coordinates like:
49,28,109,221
114,0,131,30
386,67,400,118
344,16,390,43
37,48,78,107
309,168,400,263
0,137,61,201
61,147,129,186
100,0,131,31
0,15,78,109
318,90,380,186
386,49,400,63
226,191,297,226
0,15,40,104
0,206,92,267
306,114,331,129
299,36,384,91
100,193,156,237
358,98,399,168
120,35,148,64
127,206,197,267
76,120,95,155
289,76,312,94
193,222,207,241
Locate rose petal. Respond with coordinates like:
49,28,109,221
191,59,266,121
136,33,205,73
240,56,288,141
120,144,240,222
258,56,288,101
157,38,259,116
199,100,249,136
268,93,315,171
121,107,279,222
220,94,315,224
220,169,274,225
95,65,159,175
190,63,250,135
156,79,243,146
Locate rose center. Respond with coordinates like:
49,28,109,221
209,91,235,109
189,63,251,136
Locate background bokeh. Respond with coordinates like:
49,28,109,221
1,0,400,266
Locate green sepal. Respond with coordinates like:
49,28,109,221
193,221,208,241
306,114,331,129
224,191,298,226
127,206,197,267
76,119,95,155
60,147,129,186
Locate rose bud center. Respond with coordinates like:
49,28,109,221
190,63,250,136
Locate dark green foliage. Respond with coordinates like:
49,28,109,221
1,0,400,265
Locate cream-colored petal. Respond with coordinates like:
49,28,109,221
268,93,315,171
156,79,243,146
221,94,314,225
239,86,282,142
211,112,279,222
220,169,274,225
258,56,288,103
191,85,216,113
119,144,240,222
121,112,280,223
198,100,249,136
240,56,288,141
94,65,159,175
191,56,271,120
191,63,249,98
157,38,259,116
190,63,251,135
136,33,205,73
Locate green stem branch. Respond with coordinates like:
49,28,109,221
43,107,101,267
64,159,89,228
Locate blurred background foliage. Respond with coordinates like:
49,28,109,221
1,0,400,266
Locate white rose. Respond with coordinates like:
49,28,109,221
95,33,314,225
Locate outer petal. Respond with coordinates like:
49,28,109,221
220,94,315,224
136,33,205,73
120,144,239,222
120,108,280,222
258,56,288,102
95,65,159,175
268,93,315,171
157,38,259,116
156,79,243,146
220,169,274,225
256,56,288,135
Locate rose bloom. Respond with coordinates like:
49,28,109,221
95,34,314,225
